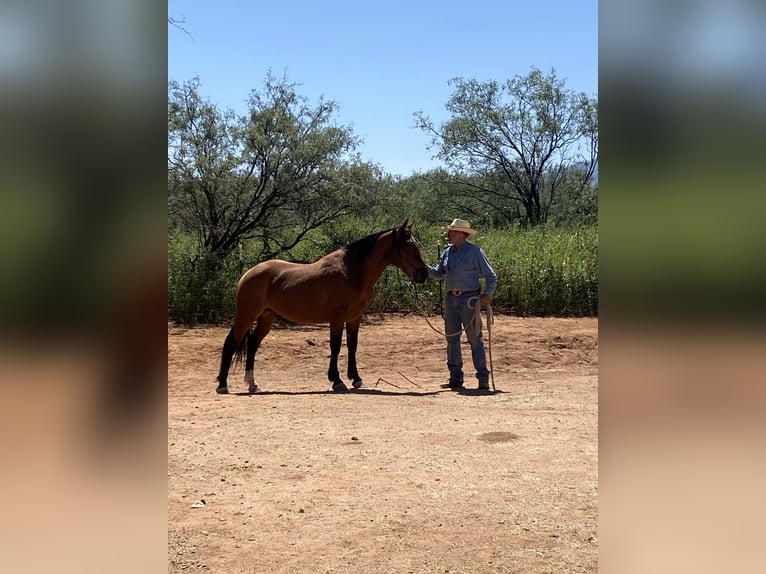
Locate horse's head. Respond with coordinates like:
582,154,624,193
392,219,428,284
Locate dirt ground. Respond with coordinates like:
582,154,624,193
168,313,598,573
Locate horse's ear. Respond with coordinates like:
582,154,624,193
394,220,411,245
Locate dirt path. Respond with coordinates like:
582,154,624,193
168,314,598,573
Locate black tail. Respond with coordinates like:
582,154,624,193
232,329,250,371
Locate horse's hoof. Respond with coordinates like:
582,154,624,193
216,386,229,394
351,379,367,389
332,382,349,392
248,383,261,394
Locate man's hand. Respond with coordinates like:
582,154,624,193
479,294,492,308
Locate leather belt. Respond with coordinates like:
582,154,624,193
449,289,478,296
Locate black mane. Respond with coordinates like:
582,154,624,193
343,228,391,261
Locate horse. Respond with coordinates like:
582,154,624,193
215,219,429,394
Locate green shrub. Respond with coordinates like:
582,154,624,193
168,235,239,325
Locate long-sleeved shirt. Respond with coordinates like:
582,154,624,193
428,241,498,296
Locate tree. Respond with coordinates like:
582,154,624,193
168,16,192,39
168,73,379,261
414,68,598,226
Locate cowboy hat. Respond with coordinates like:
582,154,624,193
441,218,478,236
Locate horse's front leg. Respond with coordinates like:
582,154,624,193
346,318,366,389
328,322,348,392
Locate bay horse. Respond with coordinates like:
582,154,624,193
215,220,428,394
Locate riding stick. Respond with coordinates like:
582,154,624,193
486,303,496,392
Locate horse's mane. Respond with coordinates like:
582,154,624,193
342,228,391,262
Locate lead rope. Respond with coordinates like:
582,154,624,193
411,284,496,392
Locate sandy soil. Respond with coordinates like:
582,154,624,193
168,313,598,573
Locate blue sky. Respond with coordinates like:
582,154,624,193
168,0,597,176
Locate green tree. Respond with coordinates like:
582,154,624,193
168,73,380,261
546,165,598,226
414,68,598,225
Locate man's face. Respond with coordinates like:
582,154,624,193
447,230,466,245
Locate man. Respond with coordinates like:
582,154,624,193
427,218,498,391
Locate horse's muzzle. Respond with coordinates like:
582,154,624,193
412,267,428,284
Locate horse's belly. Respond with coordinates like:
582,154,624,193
270,289,370,325
275,305,331,324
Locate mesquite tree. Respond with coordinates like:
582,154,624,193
415,68,598,225
168,73,378,261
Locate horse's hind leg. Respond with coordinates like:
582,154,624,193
216,317,256,394
244,310,276,394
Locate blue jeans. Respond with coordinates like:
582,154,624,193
444,293,490,383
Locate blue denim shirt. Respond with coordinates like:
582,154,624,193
427,241,497,296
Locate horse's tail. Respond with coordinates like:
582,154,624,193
232,328,250,371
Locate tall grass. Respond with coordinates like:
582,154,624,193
384,224,598,317
479,225,598,316
167,225,598,324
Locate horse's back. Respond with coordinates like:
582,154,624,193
238,256,342,290
235,254,365,324
238,259,301,287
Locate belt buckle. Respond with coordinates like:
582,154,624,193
452,289,463,296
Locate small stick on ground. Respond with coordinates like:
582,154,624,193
397,371,422,388
375,378,402,389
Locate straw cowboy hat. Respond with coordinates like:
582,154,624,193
441,218,478,236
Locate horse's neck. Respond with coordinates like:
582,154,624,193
362,236,395,285
340,234,390,288
362,258,388,285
